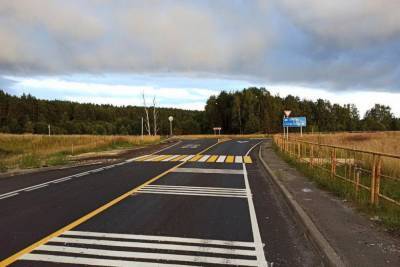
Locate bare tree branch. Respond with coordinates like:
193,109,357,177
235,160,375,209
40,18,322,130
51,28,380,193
152,96,158,136
142,91,151,136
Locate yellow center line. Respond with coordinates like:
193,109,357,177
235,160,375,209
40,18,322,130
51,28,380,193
225,155,235,163
207,155,218,163
1,139,225,266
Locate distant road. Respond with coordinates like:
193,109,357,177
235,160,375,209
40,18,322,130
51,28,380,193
1,138,318,266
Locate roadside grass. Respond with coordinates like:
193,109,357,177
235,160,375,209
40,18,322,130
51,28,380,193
273,143,400,233
0,134,160,172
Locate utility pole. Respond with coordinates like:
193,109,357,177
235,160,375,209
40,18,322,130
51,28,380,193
48,124,51,136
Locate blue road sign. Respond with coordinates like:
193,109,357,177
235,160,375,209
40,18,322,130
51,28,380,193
283,117,306,127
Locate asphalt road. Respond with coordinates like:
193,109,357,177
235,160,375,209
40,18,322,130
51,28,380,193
0,138,319,267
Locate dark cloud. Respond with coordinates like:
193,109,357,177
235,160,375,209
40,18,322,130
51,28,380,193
0,0,399,92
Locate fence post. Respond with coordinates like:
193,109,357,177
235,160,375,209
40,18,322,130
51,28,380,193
331,148,336,178
310,144,314,166
298,142,301,158
370,154,377,204
374,156,382,204
355,168,360,197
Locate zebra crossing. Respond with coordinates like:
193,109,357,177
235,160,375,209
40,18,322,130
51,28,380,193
133,154,253,163
19,230,261,266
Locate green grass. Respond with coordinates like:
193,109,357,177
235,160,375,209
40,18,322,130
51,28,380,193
273,143,400,234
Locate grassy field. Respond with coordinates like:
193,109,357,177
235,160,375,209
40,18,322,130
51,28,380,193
298,131,400,155
0,134,160,172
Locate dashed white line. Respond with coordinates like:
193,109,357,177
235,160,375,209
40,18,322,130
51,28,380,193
0,193,18,200
24,184,48,192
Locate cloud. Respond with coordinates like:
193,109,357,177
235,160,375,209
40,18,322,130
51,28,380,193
277,0,400,46
0,0,400,93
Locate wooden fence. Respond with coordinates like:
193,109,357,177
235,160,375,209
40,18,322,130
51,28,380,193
273,135,400,207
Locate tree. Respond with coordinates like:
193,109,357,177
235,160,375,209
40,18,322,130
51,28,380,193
363,104,394,130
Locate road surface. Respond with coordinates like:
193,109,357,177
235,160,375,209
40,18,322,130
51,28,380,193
0,138,319,266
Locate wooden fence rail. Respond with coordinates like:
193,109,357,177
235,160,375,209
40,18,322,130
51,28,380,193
273,135,400,207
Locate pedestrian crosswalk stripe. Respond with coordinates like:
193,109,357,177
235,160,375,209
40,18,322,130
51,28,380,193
244,156,253,163
207,155,218,162
171,155,187,161
235,156,243,163
216,155,226,162
19,230,260,266
162,155,180,161
189,154,203,162
133,154,252,163
198,155,210,162
225,155,235,163
152,155,172,162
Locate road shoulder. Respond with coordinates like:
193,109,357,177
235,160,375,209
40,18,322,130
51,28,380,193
260,139,400,267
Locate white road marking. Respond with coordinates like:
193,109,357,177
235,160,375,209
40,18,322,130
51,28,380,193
52,177,72,184
64,231,255,247
144,155,164,161
172,167,244,174
0,193,18,200
0,164,116,200
243,162,268,266
180,155,195,161
51,237,256,256
161,155,180,162
138,190,247,198
235,156,243,163
216,155,227,162
146,185,246,192
33,245,259,266
198,155,211,162
24,184,48,192
20,254,197,267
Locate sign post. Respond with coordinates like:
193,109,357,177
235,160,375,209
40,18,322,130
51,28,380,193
282,116,307,138
168,116,174,136
213,127,222,135
283,110,291,140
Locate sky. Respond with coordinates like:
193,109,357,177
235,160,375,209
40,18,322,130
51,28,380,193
1,0,400,116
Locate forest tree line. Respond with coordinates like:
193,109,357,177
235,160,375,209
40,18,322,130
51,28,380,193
1,88,399,135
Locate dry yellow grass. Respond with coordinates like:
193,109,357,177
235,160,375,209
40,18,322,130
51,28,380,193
297,132,400,156
0,134,160,171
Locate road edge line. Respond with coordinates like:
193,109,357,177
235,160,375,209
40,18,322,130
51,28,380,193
257,142,345,267
1,139,223,266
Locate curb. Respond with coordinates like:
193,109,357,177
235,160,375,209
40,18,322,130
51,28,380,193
258,143,345,267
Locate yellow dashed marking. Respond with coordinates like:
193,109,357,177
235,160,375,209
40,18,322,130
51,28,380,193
207,155,219,162
225,156,235,163
152,155,172,161
243,156,253,164
134,154,156,161
171,155,187,162
189,155,203,162
134,154,252,163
